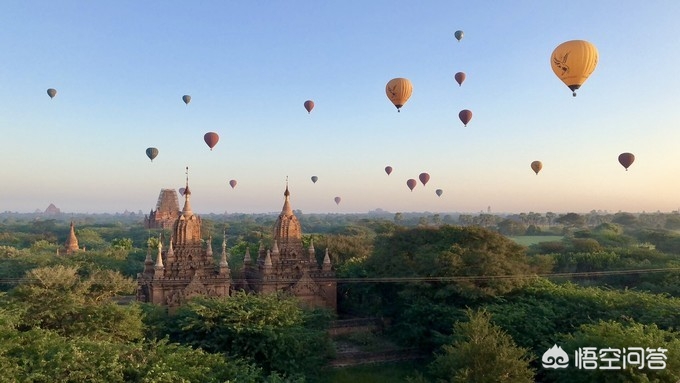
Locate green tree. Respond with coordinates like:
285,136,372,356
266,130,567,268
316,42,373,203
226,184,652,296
170,292,333,379
7,265,142,342
427,309,535,383
547,320,680,383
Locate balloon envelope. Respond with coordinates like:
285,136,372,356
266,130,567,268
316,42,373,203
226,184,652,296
229,179,237,189
47,88,57,99
618,152,635,171
145,147,159,162
531,161,543,175
419,172,430,186
179,187,186,196
334,196,341,205
551,40,599,96
406,179,417,191
304,100,314,114
385,166,393,175
204,132,219,150
436,189,443,197
454,30,464,41
459,109,473,126
454,72,466,86
311,176,318,183
385,78,413,112
182,95,191,105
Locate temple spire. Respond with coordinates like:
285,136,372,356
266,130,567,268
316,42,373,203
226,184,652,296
181,166,193,216
281,179,293,216
154,237,164,270
206,235,213,257
65,221,79,254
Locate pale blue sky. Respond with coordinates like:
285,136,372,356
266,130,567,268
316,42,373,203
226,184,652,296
2,1,680,214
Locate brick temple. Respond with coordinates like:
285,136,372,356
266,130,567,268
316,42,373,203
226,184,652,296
137,173,336,311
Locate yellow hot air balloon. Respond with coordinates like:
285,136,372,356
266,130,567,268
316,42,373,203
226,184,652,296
385,78,413,112
551,40,598,97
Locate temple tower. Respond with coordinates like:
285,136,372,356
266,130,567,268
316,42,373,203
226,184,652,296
137,168,231,308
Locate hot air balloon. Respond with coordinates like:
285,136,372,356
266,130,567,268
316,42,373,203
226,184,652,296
551,40,599,97
454,30,464,42
304,100,314,114
436,189,443,197
385,78,413,112
618,152,635,171
311,176,318,184
334,196,341,205
47,88,57,99
454,72,466,86
182,95,191,105
145,147,159,162
406,179,417,191
179,187,186,196
204,132,219,151
385,166,393,176
229,179,237,189
459,109,473,127
531,161,543,175
419,172,430,186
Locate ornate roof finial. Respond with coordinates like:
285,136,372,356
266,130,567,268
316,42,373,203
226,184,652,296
181,166,193,215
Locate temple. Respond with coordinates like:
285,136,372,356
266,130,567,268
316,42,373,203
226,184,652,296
64,221,81,254
242,184,337,311
144,189,180,229
137,172,336,312
137,168,231,308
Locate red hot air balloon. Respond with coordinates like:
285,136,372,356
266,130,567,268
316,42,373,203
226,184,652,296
618,152,635,171
179,187,186,196
454,72,466,86
385,166,393,175
334,196,341,205
406,179,417,191
304,100,314,114
204,132,219,151
419,172,430,186
436,189,443,197
229,179,237,189
459,109,473,127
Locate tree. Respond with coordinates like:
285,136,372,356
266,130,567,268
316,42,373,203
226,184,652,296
170,292,334,379
547,320,680,383
427,309,535,383
7,265,142,342
555,213,586,228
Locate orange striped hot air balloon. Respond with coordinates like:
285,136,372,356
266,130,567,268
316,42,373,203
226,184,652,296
551,40,599,97
385,78,413,112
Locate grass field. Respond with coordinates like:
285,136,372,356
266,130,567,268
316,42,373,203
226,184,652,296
508,235,563,246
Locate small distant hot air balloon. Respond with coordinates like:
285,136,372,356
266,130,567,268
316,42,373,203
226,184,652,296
454,30,464,42
551,40,599,97
179,187,186,196
419,172,430,186
204,132,219,151
47,88,57,99
435,189,443,197
406,179,417,191
385,166,393,176
334,196,341,205
385,78,413,112
145,147,159,162
531,161,543,175
182,95,191,105
459,109,473,127
311,176,318,184
229,179,237,189
304,100,314,114
454,72,466,86
618,152,635,171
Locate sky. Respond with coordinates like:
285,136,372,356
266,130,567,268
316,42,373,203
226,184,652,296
2,1,680,215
